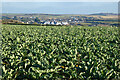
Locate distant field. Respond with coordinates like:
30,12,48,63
101,16,118,19
87,15,118,19
3,14,118,21
2,25,120,79
2,13,75,18
2,13,118,20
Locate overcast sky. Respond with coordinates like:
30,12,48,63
2,0,120,2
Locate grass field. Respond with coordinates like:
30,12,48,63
87,15,118,19
2,25,120,79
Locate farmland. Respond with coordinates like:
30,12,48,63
2,25,120,79
2,13,118,27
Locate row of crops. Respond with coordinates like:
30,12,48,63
2,25,120,79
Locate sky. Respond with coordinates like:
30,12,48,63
1,0,120,2
1,0,119,14
2,2,118,14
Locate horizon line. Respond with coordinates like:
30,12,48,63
1,12,118,14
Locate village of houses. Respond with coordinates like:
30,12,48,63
1,14,118,27
2,15,86,26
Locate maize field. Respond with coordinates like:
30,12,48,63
1,25,120,79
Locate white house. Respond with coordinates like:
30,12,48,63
62,22,69,25
50,21,55,25
56,22,62,25
44,21,50,25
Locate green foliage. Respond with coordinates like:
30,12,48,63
35,17,40,22
2,25,120,79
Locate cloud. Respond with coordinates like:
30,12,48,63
2,0,119,2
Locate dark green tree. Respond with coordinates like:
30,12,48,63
35,17,40,22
